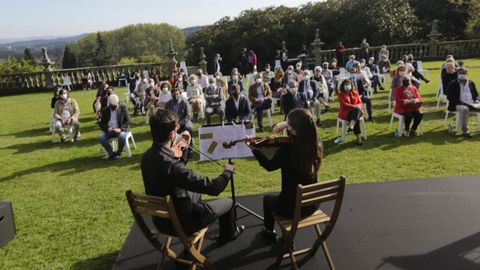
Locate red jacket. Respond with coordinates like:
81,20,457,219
394,85,422,114
338,90,364,120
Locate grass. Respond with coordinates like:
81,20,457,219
1,59,480,269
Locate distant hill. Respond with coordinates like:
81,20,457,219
0,34,88,63
183,26,206,37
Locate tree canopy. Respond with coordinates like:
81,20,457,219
68,23,185,68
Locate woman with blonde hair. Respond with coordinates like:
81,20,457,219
186,74,205,121
441,61,458,96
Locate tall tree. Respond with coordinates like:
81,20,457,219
23,48,36,65
94,32,112,66
62,45,77,68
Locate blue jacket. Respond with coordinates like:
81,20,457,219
225,96,251,122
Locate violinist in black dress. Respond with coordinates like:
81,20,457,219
246,108,323,241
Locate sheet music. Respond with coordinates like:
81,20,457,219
198,124,256,161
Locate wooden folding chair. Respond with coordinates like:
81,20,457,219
125,191,212,270
273,176,346,270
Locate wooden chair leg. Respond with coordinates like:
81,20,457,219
289,249,299,270
321,241,335,270
157,237,172,270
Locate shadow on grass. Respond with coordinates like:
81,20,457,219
69,251,119,270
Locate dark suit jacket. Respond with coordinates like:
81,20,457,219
98,104,130,133
281,91,307,118
141,143,232,235
225,96,251,122
447,80,479,112
227,79,244,96
165,98,192,126
298,80,319,100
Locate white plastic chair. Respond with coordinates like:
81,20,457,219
252,108,272,128
388,88,394,112
100,131,137,158
335,117,367,142
390,112,424,137
51,123,75,143
416,61,429,78
62,75,72,91
446,111,480,134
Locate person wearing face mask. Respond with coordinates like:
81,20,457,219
345,55,356,72
186,74,205,121
214,71,228,100
261,64,274,86
165,88,193,137
441,62,458,96
246,108,322,242
391,65,408,102
248,73,272,132
366,57,384,93
144,78,157,106
338,79,365,145
133,74,149,116
351,62,374,121
408,54,430,85
228,68,245,97
195,69,209,89
447,68,480,138
173,73,188,91
145,83,162,120
98,94,130,159
294,62,304,80
225,84,251,124
394,77,423,137
320,63,335,96
158,82,172,109
300,70,324,126
284,65,297,85
282,81,307,120
54,89,80,143
204,77,225,126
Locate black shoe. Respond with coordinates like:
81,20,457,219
315,119,321,127
380,86,385,91
258,127,265,132
216,225,245,245
60,137,66,144
262,228,278,244
356,139,363,146
463,132,471,138
108,153,118,160
73,135,78,142
347,126,353,133
368,117,375,122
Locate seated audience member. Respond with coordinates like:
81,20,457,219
441,62,458,96
338,79,365,145
204,77,225,126
173,70,188,91
284,65,297,85
94,81,109,112
225,84,251,124
300,70,323,126
408,54,430,84
196,69,209,89
248,73,273,132
351,62,374,121
366,57,385,92
378,45,391,73
166,88,193,137
394,76,423,136
311,67,331,107
447,67,480,138
270,68,286,98
128,72,140,108
247,108,321,242
54,89,80,143
345,55,356,71
158,82,172,109
141,109,242,244
320,63,335,96
98,94,130,160
134,74,149,116
282,81,307,119
51,86,62,109
391,65,408,101
228,68,245,96
261,64,274,86
186,74,205,121
214,71,228,100
294,62,304,80
145,84,161,119
330,59,340,76
82,71,93,90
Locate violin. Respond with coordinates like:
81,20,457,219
222,133,293,149
171,135,190,158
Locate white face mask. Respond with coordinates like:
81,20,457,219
265,68,270,72
256,78,262,84
192,79,198,84
344,85,352,92
304,77,309,81
61,94,68,100
162,88,168,93
399,71,407,77
458,74,467,81
287,70,293,74
232,75,239,80
216,75,221,80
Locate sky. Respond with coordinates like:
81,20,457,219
0,0,314,39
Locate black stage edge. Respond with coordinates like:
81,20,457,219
113,175,480,270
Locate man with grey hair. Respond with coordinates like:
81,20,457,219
299,70,323,126
98,94,131,159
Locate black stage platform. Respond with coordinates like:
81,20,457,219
113,175,480,270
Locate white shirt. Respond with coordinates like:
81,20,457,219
303,80,314,99
108,109,119,129
460,81,474,104
61,101,71,118
198,75,209,89
256,84,264,99
234,97,240,110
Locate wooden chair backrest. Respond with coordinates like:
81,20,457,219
125,191,192,251
290,176,346,240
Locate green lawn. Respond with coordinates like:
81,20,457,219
1,59,480,269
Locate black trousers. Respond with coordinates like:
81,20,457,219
154,193,237,239
360,96,372,119
253,99,273,129
347,107,363,135
403,111,423,131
